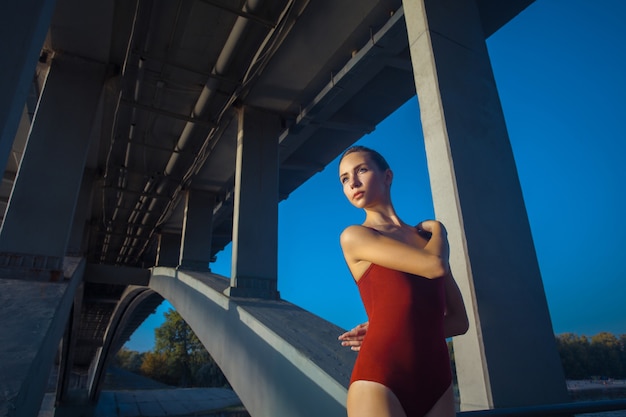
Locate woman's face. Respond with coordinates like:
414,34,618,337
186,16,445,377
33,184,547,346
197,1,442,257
339,151,391,208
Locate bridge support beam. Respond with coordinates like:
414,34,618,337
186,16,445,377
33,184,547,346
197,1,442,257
179,189,216,271
0,0,57,177
403,0,568,410
67,172,97,256
156,232,181,267
0,54,106,274
225,106,281,299
0,53,105,416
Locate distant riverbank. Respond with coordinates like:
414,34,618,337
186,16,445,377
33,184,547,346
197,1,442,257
568,379,626,401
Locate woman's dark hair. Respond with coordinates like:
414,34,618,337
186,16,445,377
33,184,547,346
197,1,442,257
339,145,390,171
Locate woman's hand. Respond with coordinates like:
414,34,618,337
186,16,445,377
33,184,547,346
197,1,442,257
338,322,369,351
416,220,445,238
418,219,450,273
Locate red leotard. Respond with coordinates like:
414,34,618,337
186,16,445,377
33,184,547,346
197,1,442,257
349,263,452,417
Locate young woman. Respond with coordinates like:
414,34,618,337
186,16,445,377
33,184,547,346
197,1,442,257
336,146,469,417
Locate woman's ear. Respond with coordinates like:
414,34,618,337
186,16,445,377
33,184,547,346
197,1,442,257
385,169,393,187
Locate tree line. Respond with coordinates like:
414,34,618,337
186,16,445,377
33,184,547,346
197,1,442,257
555,332,626,379
114,309,626,387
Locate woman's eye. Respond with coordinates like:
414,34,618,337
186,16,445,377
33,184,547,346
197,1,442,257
341,177,348,184
358,167,367,173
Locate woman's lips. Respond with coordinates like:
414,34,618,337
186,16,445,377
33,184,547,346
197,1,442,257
353,191,364,200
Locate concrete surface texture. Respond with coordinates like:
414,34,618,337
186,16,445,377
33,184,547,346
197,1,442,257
37,388,246,417
0,259,84,417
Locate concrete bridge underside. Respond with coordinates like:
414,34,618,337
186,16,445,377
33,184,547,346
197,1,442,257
0,0,572,416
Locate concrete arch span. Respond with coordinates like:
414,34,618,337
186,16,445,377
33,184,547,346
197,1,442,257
149,266,355,417
87,286,164,402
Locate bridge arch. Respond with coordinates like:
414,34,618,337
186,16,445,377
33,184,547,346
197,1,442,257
87,286,164,401
76,265,354,417
149,266,354,417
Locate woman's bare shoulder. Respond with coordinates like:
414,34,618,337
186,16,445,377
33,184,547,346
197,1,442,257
339,225,380,261
340,225,378,246
339,226,377,279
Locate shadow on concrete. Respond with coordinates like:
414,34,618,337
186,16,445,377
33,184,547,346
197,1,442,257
39,367,248,417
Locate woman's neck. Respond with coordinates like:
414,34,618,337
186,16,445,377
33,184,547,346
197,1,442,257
363,205,404,228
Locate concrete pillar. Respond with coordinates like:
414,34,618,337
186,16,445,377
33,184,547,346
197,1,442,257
67,172,96,256
179,189,216,271
155,232,181,267
0,0,57,176
225,106,281,299
0,55,106,276
402,0,568,410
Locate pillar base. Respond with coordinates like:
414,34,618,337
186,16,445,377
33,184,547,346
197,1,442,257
0,252,64,280
224,277,280,300
178,260,211,272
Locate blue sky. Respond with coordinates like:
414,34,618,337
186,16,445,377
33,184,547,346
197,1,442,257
127,0,626,352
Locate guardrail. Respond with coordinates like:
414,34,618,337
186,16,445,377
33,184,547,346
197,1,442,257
459,399,626,417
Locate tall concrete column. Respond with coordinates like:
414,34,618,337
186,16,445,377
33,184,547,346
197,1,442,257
67,171,97,256
0,54,106,275
0,0,57,176
402,0,568,410
155,232,182,268
179,189,216,271
225,106,281,299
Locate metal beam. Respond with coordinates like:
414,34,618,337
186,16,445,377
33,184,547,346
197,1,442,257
196,0,276,28
278,7,409,162
121,98,216,128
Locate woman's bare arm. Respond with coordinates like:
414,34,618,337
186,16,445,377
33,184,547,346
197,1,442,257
340,220,449,279
338,271,468,350
443,272,469,338
340,274,468,350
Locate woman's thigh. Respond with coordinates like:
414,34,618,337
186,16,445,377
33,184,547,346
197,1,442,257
347,380,407,417
424,384,455,417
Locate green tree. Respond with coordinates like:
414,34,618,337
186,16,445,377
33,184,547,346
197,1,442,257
145,308,228,387
589,332,622,378
113,347,144,373
556,333,590,379
154,309,196,386
619,335,626,378
140,351,172,383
